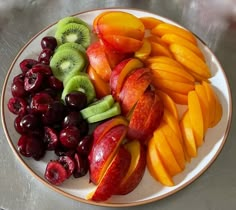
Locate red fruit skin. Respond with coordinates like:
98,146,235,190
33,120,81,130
88,146,131,202
88,125,128,185
127,90,164,144
118,68,152,116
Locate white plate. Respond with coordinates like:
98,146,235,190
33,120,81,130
1,8,232,207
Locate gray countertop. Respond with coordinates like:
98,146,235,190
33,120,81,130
0,0,236,210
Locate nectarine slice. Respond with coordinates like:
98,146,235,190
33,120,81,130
152,23,197,45
156,90,179,120
134,38,152,61
87,146,131,201
153,127,182,176
87,65,110,98
89,125,128,184
96,11,145,40
115,140,146,195
170,44,211,79
180,111,197,158
161,33,205,61
147,137,174,186
188,90,204,147
139,16,163,29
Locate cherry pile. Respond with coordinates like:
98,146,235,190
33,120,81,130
7,36,93,185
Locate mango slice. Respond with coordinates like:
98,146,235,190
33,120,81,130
139,16,163,29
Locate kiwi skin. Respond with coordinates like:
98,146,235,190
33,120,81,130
57,16,89,30
50,48,86,84
55,23,90,48
61,73,96,104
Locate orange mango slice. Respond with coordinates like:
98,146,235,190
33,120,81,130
180,110,197,158
170,44,211,79
161,33,205,61
151,23,197,45
153,127,182,176
139,17,163,29
163,89,188,105
156,90,179,120
147,137,174,186
134,38,152,61
150,41,173,58
188,90,204,147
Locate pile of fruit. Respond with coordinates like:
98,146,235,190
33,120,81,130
7,11,223,202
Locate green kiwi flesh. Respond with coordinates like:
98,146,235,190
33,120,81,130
55,23,90,48
61,73,96,104
57,16,89,30
49,48,86,83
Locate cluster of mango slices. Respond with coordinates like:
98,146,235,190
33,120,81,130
136,17,223,185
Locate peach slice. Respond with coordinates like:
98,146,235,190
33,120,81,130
147,137,174,186
146,35,169,47
170,44,211,79
87,146,131,202
86,41,112,82
102,34,143,53
153,127,182,176
180,111,197,158
152,23,197,45
110,58,144,99
188,90,204,147
115,140,146,195
195,83,210,132
96,11,145,40
160,122,185,170
150,41,173,58
156,90,179,120
152,77,194,94
202,81,222,127
87,65,110,98
119,68,152,116
88,125,128,184
139,16,163,29
161,33,205,60
134,38,152,61
161,89,188,105
148,62,195,82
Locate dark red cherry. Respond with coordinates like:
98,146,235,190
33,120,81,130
77,135,93,157
47,76,63,91
20,113,41,133
73,153,89,178
62,111,83,128
30,92,53,113
41,36,57,51
24,69,44,92
38,48,53,65
31,63,52,76
65,91,87,111
59,126,80,149
44,161,67,185
19,59,38,74
58,156,75,178
11,79,27,98
43,126,59,150
7,97,27,115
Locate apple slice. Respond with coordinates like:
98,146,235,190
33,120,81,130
88,124,127,184
87,146,131,202
115,140,146,195
86,41,112,82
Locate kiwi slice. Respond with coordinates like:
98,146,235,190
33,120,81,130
61,73,96,103
50,48,86,84
55,23,90,48
80,95,115,119
87,102,121,123
57,16,89,30
56,42,86,54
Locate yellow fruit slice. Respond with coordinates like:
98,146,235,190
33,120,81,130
188,90,204,147
156,90,179,120
147,137,174,186
161,33,205,61
162,89,188,105
145,55,183,68
134,38,151,61
139,17,163,29
180,110,197,158
150,41,173,58
170,44,211,79
160,122,186,170
153,127,182,176
152,23,197,45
